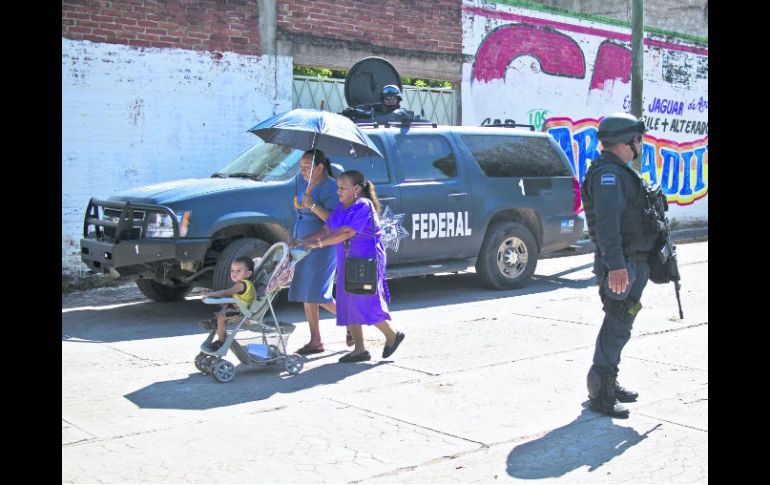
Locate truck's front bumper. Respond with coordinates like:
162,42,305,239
80,238,209,277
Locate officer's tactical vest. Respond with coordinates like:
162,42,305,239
581,155,659,256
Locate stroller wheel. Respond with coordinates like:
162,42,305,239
194,352,210,374
204,355,218,373
284,354,304,375
212,359,236,383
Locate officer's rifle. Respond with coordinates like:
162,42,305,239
661,234,684,319
649,185,684,319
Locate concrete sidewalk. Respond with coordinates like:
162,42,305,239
62,241,707,483
543,226,708,259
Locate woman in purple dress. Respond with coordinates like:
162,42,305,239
298,170,405,362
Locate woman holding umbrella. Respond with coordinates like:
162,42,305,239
298,170,405,362
289,150,352,354
249,109,385,354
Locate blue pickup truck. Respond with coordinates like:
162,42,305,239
80,121,583,301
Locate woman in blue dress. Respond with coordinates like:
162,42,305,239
298,170,405,363
289,150,348,355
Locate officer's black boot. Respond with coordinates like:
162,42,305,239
587,369,630,418
615,381,638,403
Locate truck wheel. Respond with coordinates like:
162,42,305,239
135,279,193,302
476,222,538,290
213,238,270,290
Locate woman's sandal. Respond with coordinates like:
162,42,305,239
339,350,371,363
296,342,325,355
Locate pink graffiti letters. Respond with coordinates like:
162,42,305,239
473,24,585,82
473,24,633,96
463,5,709,56
590,41,631,90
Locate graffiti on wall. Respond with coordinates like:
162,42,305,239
462,1,708,212
546,117,708,206
473,24,586,82
472,26,636,95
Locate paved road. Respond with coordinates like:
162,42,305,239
62,241,708,483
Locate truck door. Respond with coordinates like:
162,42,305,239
330,135,404,265
391,132,475,264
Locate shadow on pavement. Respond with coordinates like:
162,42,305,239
61,294,313,341
124,359,388,410
374,264,595,313
506,406,661,479
62,263,595,344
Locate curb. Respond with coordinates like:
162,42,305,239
543,227,708,259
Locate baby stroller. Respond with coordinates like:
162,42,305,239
195,242,306,383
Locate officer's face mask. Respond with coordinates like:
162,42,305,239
628,135,642,161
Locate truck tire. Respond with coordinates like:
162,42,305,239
476,222,538,290
136,279,193,302
213,237,270,291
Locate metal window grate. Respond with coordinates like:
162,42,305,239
292,76,457,125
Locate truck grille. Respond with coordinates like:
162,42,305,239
103,208,145,239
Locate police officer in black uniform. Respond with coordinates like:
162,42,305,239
373,84,403,115
341,84,414,122
582,112,659,418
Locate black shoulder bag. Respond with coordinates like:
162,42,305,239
344,202,378,295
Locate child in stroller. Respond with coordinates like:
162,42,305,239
200,255,258,351
195,242,308,383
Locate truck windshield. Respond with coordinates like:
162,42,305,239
213,140,302,181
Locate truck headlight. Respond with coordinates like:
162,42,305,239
147,211,191,238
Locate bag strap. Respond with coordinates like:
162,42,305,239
344,199,376,258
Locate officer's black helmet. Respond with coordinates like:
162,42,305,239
597,112,646,144
381,85,402,101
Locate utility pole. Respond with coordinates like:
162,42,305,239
631,0,644,171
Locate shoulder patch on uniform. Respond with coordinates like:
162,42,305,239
600,173,616,185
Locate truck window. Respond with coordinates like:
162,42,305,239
330,136,390,183
461,135,572,177
216,141,303,181
394,135,457,181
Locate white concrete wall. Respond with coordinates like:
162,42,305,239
461,0,708,223
62,38,292,274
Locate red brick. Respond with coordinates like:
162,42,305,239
68,26,93,35
65,11,92,20
114,17,138,26
137,20,158,28
92,14,117,23
127,39,153,48
92,28,117,37
64,0,460,56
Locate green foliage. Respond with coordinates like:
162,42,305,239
293,66,347,78
293,65,451,88
401,76,450,88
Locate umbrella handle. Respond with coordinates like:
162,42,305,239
293,148,317,209
293,185,312,209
